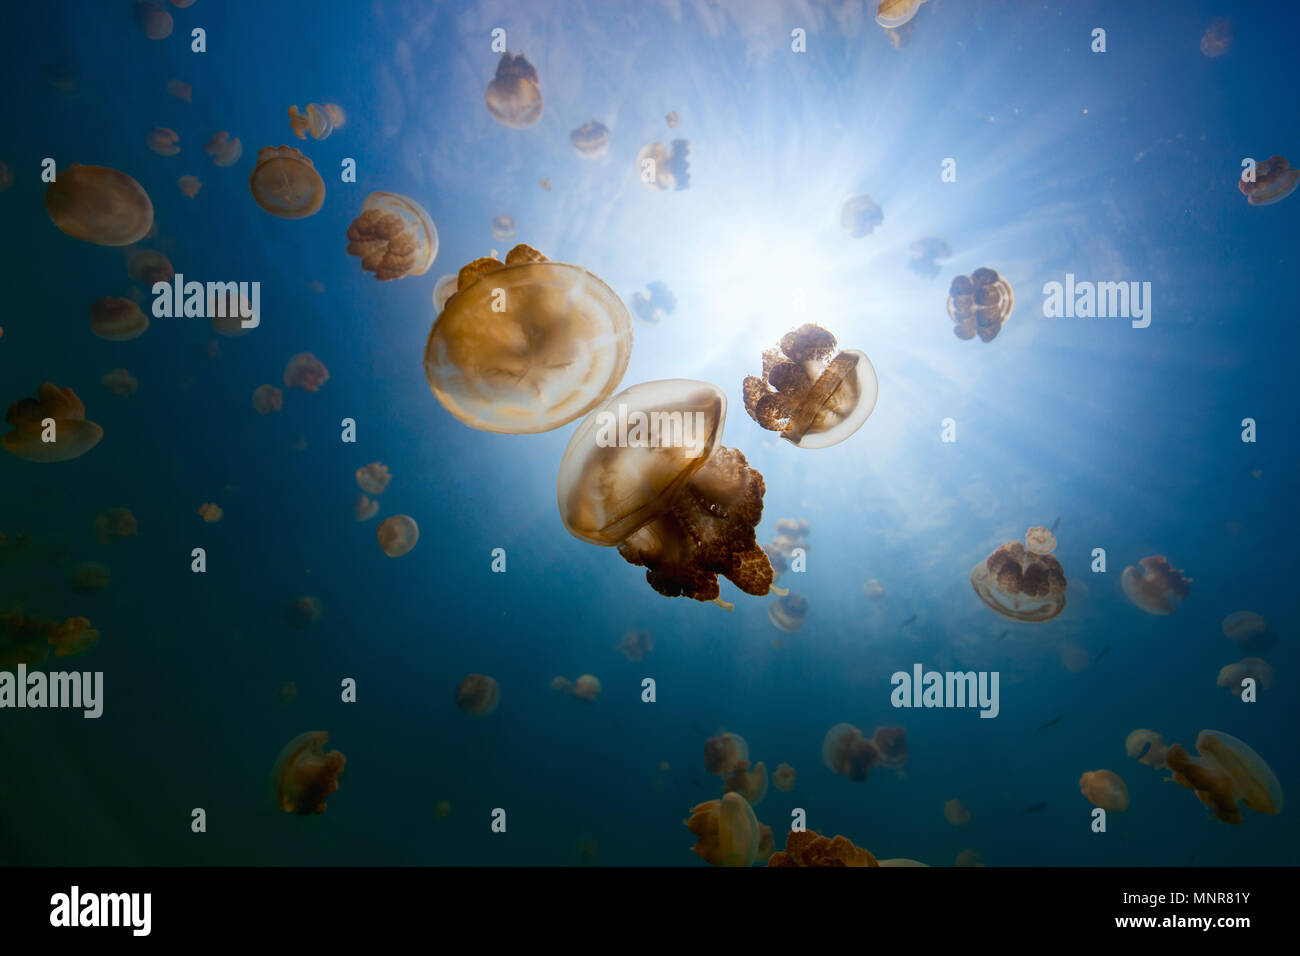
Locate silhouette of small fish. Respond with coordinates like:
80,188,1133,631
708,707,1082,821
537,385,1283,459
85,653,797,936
1022,801,1049,814
1050,516,1061,532
1095,645,1111,662
902,614,917,627
994,629,1009,643
1037,716,1063,731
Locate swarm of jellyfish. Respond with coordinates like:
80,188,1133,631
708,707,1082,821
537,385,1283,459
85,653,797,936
94,508,137,544
839,193,883,237
743,324,878,449
636,141,691,191
46,165,154,247
3,383,103,463
684,792,760,867
772,763,795,792
270,732,346,815
1121,556,1190,615
768,830,877,867
570,121,610,159
345,192,438,280
948,267,1014,342
204,131,242,167
1217,658,1273,696
1221,611,1273,651
486,53,543,128
456,674,500,715
617,630,653,661
1079,770,1129,811
630,282,676,324
249,146,325,219
283,353,329,392
377,514,418,557
1165,730,1282,824
252,385,282,414
101,369,138,397
971,526,1067,622
1239,156,1298,206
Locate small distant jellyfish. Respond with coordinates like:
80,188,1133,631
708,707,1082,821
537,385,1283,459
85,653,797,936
283,353,329,392
1121,556,1190,615
550,675,574,694
538,178,551,192
772,763,795,792
768,593,808,632
277,681,297,703
1079,770,1129,811
1200,18,1234,57
137,1,173,39
455,673,500,715
48,617,100,658
873,726,908,768
46,165,154,247
285,595,323,629
684,792,760,867
94,507,138,543
90,297,149,341
944,798,972,826
147,127,180,157
353,494,379,522
101,368,138,396
764,518,809,582
822,723,879,781
249,145,325,219
166,79,192,102
270,731,346,815
839,193,883,238
863,579,885,600
356,462,391,495
876,0,928,29
1239,156,1299,207
572,674,601,702
1164,729,1283,824
287,104,333,141
491,215,516,241
908,236,952,277
68,561,110,592
954,849,982,867
723,760,768,806
948,267,1015,342
377,514,418,557
742,323,879,449
3,383,104,463
485,53,543,128
617,630,653,661
1060,643,1090,673
1125,729,1168,770
768,830,877,867
1217,658,1274,696
345,192,439,279
252,384,282,414
971,527,1067,622
636,140,690,191
177,175,201,198
665,111,679,128
127,249,173,284
209,287,256,337
570,121,610,159
1221,611,1272,651
631,281,676,324
203,131,243,167
198,502,223,523
704,732,750,777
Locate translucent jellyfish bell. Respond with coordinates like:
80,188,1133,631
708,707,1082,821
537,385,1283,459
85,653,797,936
485,53,543,128
269,731,346,815
839,193,883,237
1217,658,1273,696
426,244,632,433
455,673,500,715
377,514,418,557
432,274,458,314
46,165,154,247
90,297,149,340
1125,729,1168,769
822,723,879,781
249,146,325,219
636,141,691,191
3,383,104,463
772,763,796,791
1221,611,1272,651
742,323,878,449
1121,556,1190,615
768,593,808,631
491,214,516,241
948,267,1014,342
684,792,760,867
876,0,928,29
1079,770,1129,811
306,104,333,140
571,121,610,159
970,528,1067,622
1165,730,1282,824
704,732,750,776
1239,156,1299,207
346,191,438,280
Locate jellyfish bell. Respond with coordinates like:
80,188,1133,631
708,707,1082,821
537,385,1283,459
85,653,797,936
377,514,418,557
772,763,796,792
971,532,1067,622
1221,611,1273,651
572,674,601,702
570,121,610,158
269,731,346,815
204,131,243,167
426,244,631,434
1200,18,1235,58
872,726,908,768
1121,556,1190,615
743,323,878,449
306,104,334,140
137,1,173,39
346,191,438,280
1216,658,1274,696
456,673,500,715
46,165,154,247
491,214,516,241
353,494,379,522
617,629,653,661
723,760,768,806
1079,770,1129,811
704,732,750,777
323,103,346,129
684,792,760,867
101,368,139,397
1239,156,1298,206
636,140,690,191
283,353,329,391
1024,526,1057,555
48,617,100,658
127,249,173,284
822,723,880,781
948,267,1014,342
285,595,323,629
177,175,201,198
94,507,138,543
838,193,883,238
355,462,391,495
147,127,180,157
768,593,808,631
3,383,104,463
198,502,223,523
249,146,325,219
1165,731,1282,824
1125,728,1168,769
252,384,282,414
485,52,543,128
876,0,928,29
944,798,971,826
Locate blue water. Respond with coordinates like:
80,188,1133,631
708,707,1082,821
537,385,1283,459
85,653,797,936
1,0,1297,866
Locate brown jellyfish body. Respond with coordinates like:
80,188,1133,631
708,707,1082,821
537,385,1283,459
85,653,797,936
572,674,601,702
1121,556,1190,615
821,723,880,781
1164,730,1283,824
944,798,972,826
765,517,809,582
948,267,1014,342
767,829,877,867
283,352,329,392
177,175,201,198
742,323,879,449
46,165,154,247
249,145,325,219
1125,728,1168,770
617,629,653,661
353,494,379,522
684,792,760,867
970,527,1067,622
252,384,282,414
723,760,768,806
1239,156,1298,206
571,121,610,158
636,140,691,191
772,763,796,792
48,617,100,658
1222,611,1273,651
839,193,883,237
101,368,139,396
491,215,516,241
147,127,180,157
166,78,191,102
1200,18,1235,58
68,561,110,591
127,249,173,284
203,131,243,167
1024,526,1056,555
94,507,138,544
1079,770,1129,811
356,462,391,495
285,595,323,629
665,111,679,128
1217,658,1274,696
3,383,104,463
455,673,500,715
485,53,543,128
269,731,346,815
426,244,631,433
198,502,223,523
137,1,173,39
876,0,928,29
768,593,808,631
377,514,418,557
872,726,908,768
345,191,438,280
90,297,149,341
704,732,750,777
558,380,776,608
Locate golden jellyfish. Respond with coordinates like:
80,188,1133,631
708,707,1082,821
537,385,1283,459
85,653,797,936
723,760,768,806
251,384,282,414
203,131,243,167
948,267,1015,342
207,286,257,337
285,595,323,629
491,215,516,241
47,617,100,658
198,502,223,523
742,323,879,449
283,352,329,392
249,145,324,219
1217,658,1274,697
356,462,392,495
127,249,173,284
863,578,885,600
755,824,774,864
971,528,1067,622
377,514,418,557
485,53,543,128
270,731,346,815
147,127,180,157
287,104,334,141
558,380,776,608
426,244,631,433
767,829,877,867
1239,156,1298,206
68,561,110,592
1121,556,1190,615
839,193,883,238
572,674,602,702
772,763,795,792
1079,770,1129,812
1165,730,1283,824
876,0,928,29
353,494,379,522
1221,611,1272,651
550,675,574,694
684,792,760,867
432,273,458,314
101,368,139,397
1200,18,1234,57
94,507,138,544
617,629,653,661
570,121,610,159
944,798,972,826
1025,525,1056,555
631,281,676,325
1125,729,1168,770
323,103,346,129
177,175,201,198
166,78,191,102
137,1,173,39
3,383,104,463
345,191,438,279
538,178,551,192
455,673,500,715
704,732,750,777
46,165,153,247
636,140,691,191
768,593,808,632
822,723,880,781
90,297,149,341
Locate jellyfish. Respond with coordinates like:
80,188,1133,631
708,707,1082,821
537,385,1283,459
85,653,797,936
704,732,750,777
198,502,223,523
684,792,760,867
558,380,778,607
287,105,330,141
970,528,1067,622
1164,730,1283,824
1217,658,1274,697
767,829,877,867
563,674,597,702
323,103,346,129
345,191,438,279
742,323,879,449
89,298,149,341
484,52,542,128
47,617,101,658
208,286,256,337
617,630,653,661
1221,611,1272,651
203,131,243,167
665,111,679,128
539,178,551,192
68,561,110,592
1079,770,1129,811
631,281,676,324
377,514,418,557
270,731,346,815
876,0,928,29
768,593,808,632
1024,525,1056,555
432,273,458,314
944,798,972,826
166,79,191,102
570,121,610,159
426,244,632,433
550,675,574,695
839,193,883,238
863,578,885,600
101,369,138,397
455,673,500,715
1125,729,1169,770
285,595,323,629
354,463,391,496
1060,644,1090,673
1239,156,1299,206
177,175,201,198
3,383,104,463
277,681,298,703
1121,556,1190,615
636,140,691,191
1200,18,1234,57
283,353,329,392
822,723,880,781
127,249,173,284
252,384,282,414
907,236,951,277
94,507,137,544
147,127,180,157
873,726,908,768
46,165,154,247
954,849,982,867
353,494,379,522
137,1,173,39
248,145,324,219
948,267,1015,342
723,760,768,806
772,763,795,792
755,824,774,864
491,215,516,241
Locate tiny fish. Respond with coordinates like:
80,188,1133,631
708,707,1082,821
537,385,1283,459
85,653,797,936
1022,801,1049,815
1036,716,1063,731
902,614,917,627
1050,516,1061,532
1094,645,1111,662
993,629,1009,643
